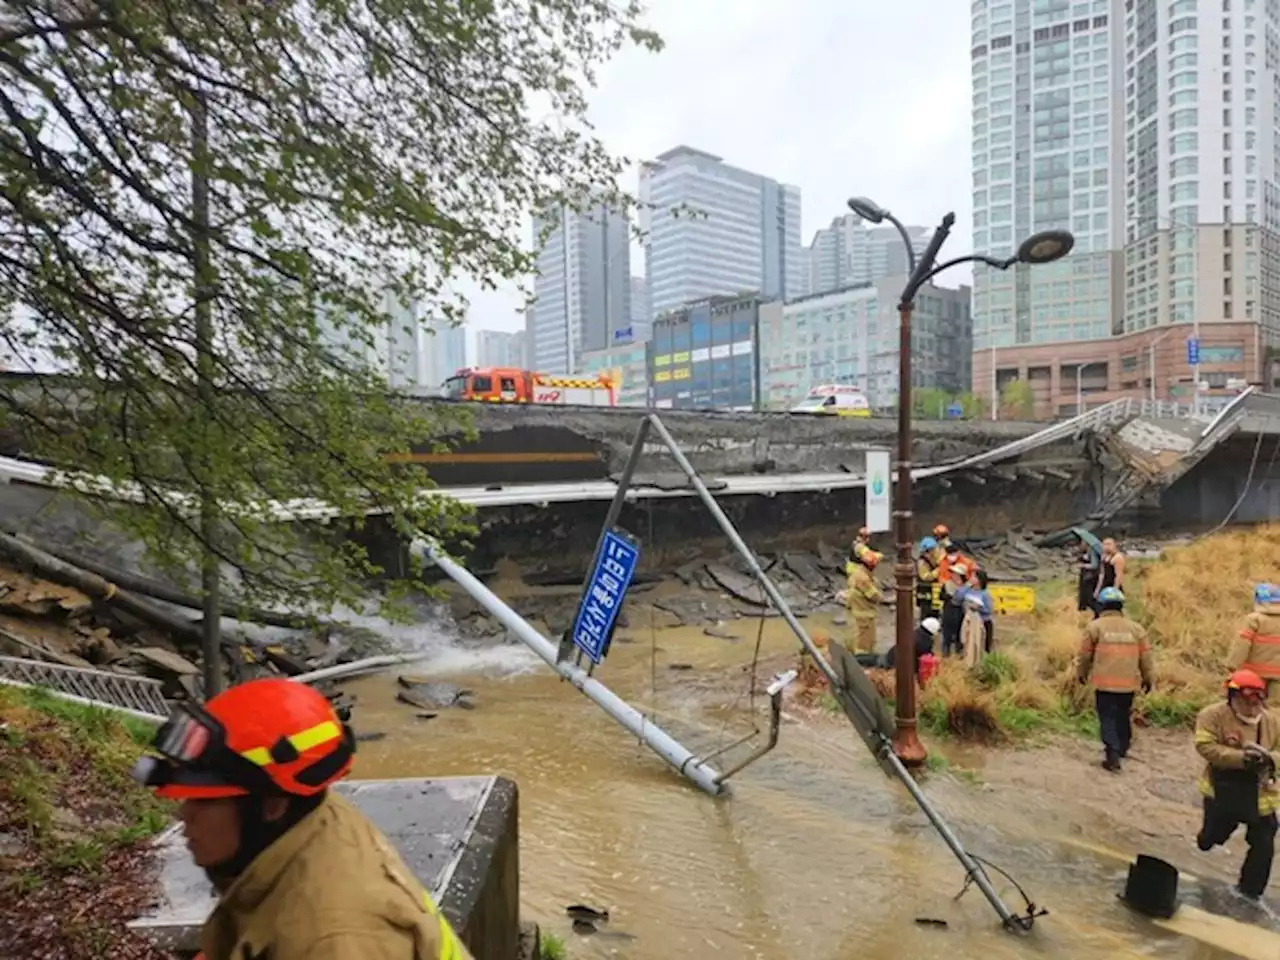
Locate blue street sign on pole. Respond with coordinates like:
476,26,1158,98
1187,337,1200,366
571,529,640,664
946,403,964,419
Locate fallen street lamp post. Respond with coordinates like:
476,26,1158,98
848,196,1074,766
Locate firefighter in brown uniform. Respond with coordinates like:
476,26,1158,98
841,544,885,654
132,678,473,960
1228,583,1280,699
1195,668,1280,901
915,536,942,624
1076,586,1153,772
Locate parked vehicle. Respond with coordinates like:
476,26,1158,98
442,367,616,406
790,384,872,417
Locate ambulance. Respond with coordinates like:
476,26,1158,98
790,384,872,417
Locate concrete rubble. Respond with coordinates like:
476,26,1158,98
439,527,1168,654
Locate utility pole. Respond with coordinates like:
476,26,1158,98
190,89,222,696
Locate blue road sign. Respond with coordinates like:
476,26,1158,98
1187,337,1200,366
613,326,634,343
946,403,964,419
571,529,640,664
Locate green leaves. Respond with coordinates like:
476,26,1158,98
0,0,656,617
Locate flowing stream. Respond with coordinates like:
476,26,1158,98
340,616,1261,959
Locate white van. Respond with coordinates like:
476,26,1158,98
790,384,872,417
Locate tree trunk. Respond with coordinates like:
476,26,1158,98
28,538,319,629
0,530,204,648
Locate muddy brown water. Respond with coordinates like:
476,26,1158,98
344,619,1253,959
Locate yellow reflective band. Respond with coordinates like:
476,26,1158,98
239,720,342,767
1193,730,1218,745
422,892,464,960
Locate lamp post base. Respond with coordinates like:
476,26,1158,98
892,720,928,767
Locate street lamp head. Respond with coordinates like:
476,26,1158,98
847,196,888,224
1016,229,1075,265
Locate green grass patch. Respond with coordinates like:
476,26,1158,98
0,684,170,868
1137,691,1205,729
540,931,568,960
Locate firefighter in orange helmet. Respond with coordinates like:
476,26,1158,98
133,678,473,960
1194,669,1280,901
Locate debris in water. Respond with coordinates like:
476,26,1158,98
668,662,694,671
355,731,386,743
914,917,948,929
415,712,438,722
566,904,609,923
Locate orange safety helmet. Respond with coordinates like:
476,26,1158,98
861,548,883,569
856,526,871,540
933,524,950,538
1226,669,1268,698
132,678,355,801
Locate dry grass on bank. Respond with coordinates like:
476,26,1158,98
0,686,171,959
884,525,1280,744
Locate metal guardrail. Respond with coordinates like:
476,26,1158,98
0,655,168,721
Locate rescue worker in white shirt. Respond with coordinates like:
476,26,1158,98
132,677,474,960
1195,668,1280,901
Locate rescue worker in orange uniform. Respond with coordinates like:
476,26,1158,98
132,678,473,960
1076,586,1153,773
841,544,885,653
1195,669,1280,901
852,525,872,553
1228,583,1280,698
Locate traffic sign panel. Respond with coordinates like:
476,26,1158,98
571,529,640,664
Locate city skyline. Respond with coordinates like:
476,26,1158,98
451,2,971,338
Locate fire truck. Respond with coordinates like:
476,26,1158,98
442,367,616,407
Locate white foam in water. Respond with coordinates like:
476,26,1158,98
230,596,540,679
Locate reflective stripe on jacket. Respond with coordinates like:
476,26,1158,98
915,555,939,605
1076,610,1153,693
845,563,881,620
1228,603,1280,679
201,792,473,960
1194,700,1280,816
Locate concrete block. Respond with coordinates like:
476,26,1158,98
128,776,519,960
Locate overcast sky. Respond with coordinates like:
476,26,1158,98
461,0,974,346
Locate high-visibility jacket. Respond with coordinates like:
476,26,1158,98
1076,610,1153,693
1228,602,1280,680
844,562,882,620
915,552,941,609
200,792,473,960
937,552,978,586
1194,700,1280,816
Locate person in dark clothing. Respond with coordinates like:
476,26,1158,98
1076,536,1101,615
1093,537,1126,620
880,617,940,672
940,563,968,657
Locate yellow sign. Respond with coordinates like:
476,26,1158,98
990,585,1036,615
654,370,671,383
655,353,671,367
672,366,691,381
673,351,690,363
927,583,1037,616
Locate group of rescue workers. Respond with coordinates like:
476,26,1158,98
838,522,996,670
124,531,1279,959
1073,557,1280,902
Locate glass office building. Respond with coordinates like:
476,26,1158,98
647,294,763,410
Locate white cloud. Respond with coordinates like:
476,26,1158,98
461,0,976,345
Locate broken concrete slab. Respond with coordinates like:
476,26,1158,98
129,776,520,960
704,562,768,606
